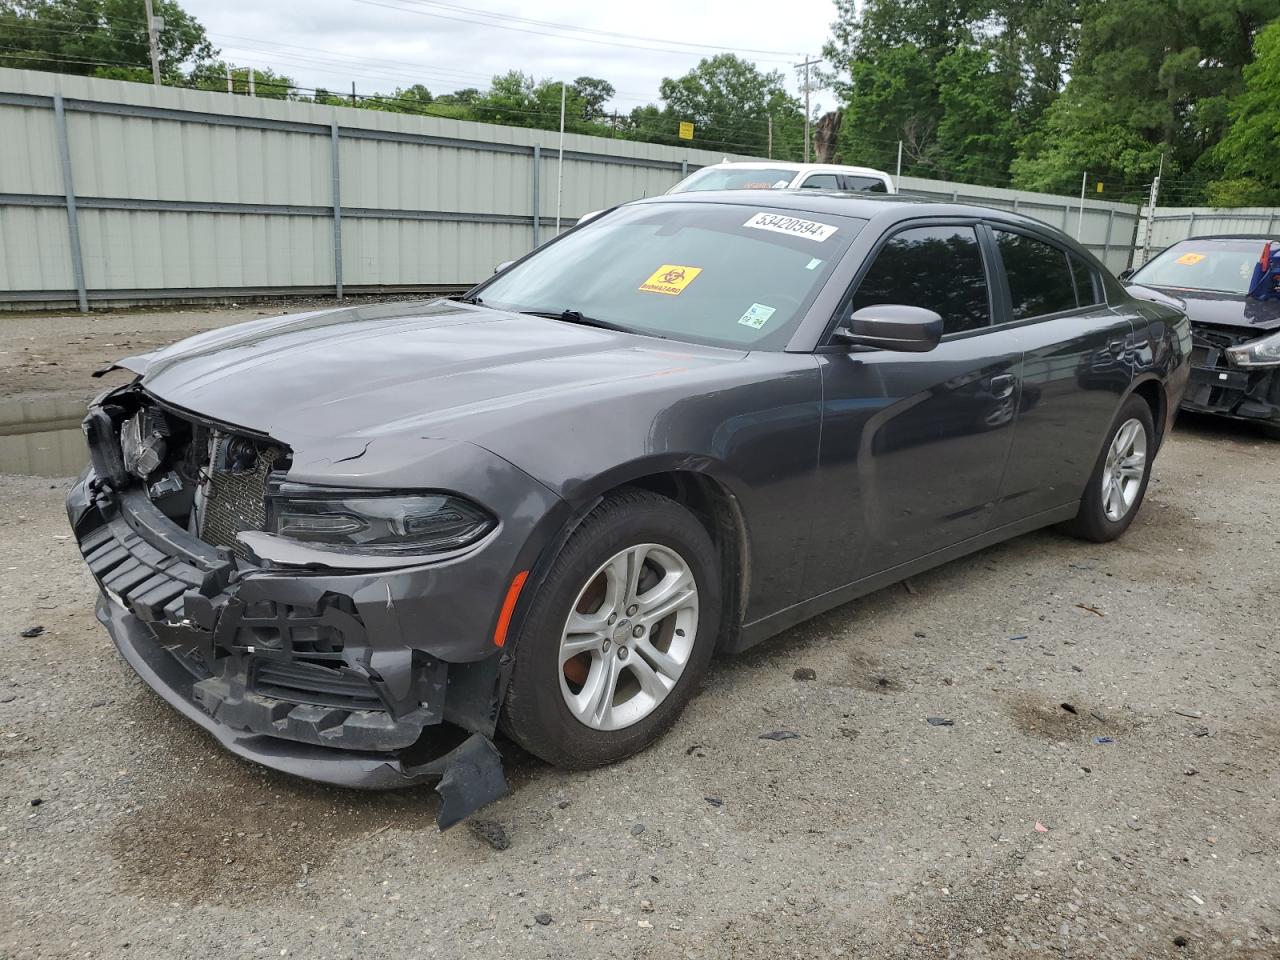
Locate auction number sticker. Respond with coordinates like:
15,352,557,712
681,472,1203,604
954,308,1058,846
744,212,838,242
738,302,777,329
639,264,703,295
1176,253,1205,265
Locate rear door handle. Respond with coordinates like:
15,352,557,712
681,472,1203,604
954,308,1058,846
990,374,1016,400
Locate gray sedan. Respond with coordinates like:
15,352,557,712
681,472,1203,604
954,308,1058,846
67,191,1191,826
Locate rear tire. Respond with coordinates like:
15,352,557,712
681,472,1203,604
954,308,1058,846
1061,394,1155,543
500,489,721,768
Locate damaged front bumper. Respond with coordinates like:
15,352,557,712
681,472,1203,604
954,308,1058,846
1183,327,1280,426
66,393,565,828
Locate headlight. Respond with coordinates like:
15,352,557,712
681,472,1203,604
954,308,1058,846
268,491,494,554
1226,330,1280,368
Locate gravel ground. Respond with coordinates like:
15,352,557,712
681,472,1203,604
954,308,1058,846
1,306,1278,959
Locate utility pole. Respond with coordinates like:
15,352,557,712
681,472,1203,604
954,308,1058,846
767,114,773,159
248,67,255,97
142,0,162,85
1076,170,1088,239
351,82,357,106
895,140,903,190
225,62,232,94
1139,152,1164,267
796,55,821,163
555,80,566,233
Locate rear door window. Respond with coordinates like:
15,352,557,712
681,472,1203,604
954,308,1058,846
1069,253,1099,306
847,224,991,334
800,173,840,190
841,175,888,193
995,230,1078,319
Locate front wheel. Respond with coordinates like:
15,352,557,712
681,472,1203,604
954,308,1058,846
500,489,721,768
1060,395,1155,542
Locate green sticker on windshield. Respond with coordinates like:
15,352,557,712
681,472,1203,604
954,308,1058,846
738,302,777,330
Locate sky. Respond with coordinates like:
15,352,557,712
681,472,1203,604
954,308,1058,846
180,0,840,116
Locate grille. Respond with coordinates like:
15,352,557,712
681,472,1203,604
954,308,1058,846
199,435,275,558
253,659,384,711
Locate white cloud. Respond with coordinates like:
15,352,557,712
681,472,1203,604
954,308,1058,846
181,0,838,114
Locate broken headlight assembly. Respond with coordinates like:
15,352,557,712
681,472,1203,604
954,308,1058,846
1227,330,1280,368
267,488,495,555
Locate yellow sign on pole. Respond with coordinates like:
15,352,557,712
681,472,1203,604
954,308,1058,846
1096,182,1104,193
678,121,694,141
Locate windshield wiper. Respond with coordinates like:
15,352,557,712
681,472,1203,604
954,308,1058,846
451,294,485,305
519,309,634,334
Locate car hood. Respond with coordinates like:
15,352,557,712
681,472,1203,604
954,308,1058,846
1134,285,1280,333
125,299,747,445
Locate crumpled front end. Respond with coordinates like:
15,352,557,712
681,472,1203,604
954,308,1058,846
1184,324,1280,426
67,384,563,827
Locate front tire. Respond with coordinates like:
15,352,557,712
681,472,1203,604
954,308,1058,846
1061,394,1155,542
500,489,721,768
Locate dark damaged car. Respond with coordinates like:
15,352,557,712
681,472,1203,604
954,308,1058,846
68,192,1190,826
1123,236,1280,437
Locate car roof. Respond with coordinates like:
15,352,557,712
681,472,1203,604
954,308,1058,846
1162,234,1279,243
632,188,1025,223
698,161,892,177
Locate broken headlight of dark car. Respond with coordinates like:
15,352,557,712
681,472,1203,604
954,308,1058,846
1226,329,1280,368
119,407,169,480
267,487,495,554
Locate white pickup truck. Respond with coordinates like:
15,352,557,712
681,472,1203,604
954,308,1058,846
668,161,896,194
577,161,896,225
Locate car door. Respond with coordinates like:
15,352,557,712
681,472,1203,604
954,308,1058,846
982,224,1136,525
802,221,1023,598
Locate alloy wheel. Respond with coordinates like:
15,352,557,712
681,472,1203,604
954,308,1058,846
558,543,699,731
1101,417,1147,522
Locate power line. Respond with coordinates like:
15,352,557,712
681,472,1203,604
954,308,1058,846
349,0,797,63
382,0,802,56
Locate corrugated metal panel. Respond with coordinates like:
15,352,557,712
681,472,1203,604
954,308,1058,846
342,218,528,285
0,206,72,290
0,102,61,194
0,65,1171,307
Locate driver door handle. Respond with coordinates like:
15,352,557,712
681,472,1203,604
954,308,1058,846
990,374,1016,400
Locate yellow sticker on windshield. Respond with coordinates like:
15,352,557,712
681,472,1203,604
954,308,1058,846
1176,253,1206,265
639,264,703,296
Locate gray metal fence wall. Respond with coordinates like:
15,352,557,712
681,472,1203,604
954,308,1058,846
1,67,1145,311
1133,205,1280,265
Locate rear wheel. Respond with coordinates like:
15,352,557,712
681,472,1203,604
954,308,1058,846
1061,395,1155,542
500,490,721,768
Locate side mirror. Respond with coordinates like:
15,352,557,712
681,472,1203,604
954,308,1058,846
493,260,515,274
1118,267,1135,282
836,304,943,353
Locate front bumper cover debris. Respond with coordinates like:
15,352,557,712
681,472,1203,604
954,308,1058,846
1184,326,1280,425
70,457,511,830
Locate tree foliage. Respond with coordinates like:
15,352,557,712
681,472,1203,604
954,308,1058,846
1206,18,1280,206
1012,0,1280,199
0,0,215,81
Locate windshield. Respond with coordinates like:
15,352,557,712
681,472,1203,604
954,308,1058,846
670,167,797,193
477,202,864,349
1132,239,1275,294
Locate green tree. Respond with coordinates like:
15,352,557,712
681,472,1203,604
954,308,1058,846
1012,0,1280,201
934,45,1018,185
1207,18,1280,206
823,0,1080,179
572,76,614,124
0,0,216,82
652,53,803,157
